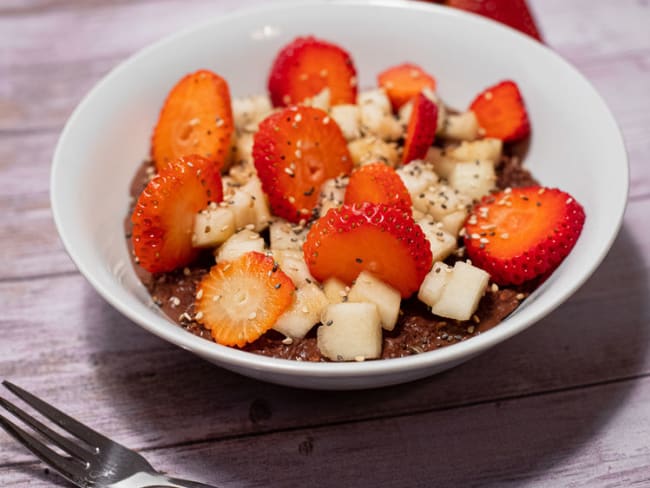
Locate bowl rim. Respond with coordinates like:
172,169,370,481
51,0,629,380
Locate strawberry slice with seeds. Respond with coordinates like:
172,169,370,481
304,202,433,297
131,155,223,273
268,36,358,107
469,80,530,142
344,162,412,212
152,69,234,171
253,105,352,223
402,92,438,164
377,63,437,111
464,186,585,285
195,252,295,347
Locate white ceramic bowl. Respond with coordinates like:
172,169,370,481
51,0,628,390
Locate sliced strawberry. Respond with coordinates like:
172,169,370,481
268,36,357,107
344,163,412,212
377,63,437,111
304,203,432,297
445,0,543,42
469,80,530,142
402,92,438,164
195,252,295,347
464,186,585,285
152,69,234,171
253,105,352,223
131,155,223,273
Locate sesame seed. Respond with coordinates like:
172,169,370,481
169,296,181,307
354,356,366,362
491,283,499,293
339,290,347,297
248,311,257,320
294,113,302,123
472,315,480,324
323,116,330,125
295,149,302,158
566,197,573,204
194,311,204,320
467,326,476,333
288,196,296,203
516,293,525,300
213,294,222,302
282,337,294,345
479,237,489,244
301,306,309,314
326,320,333,326
196,289,204,299
183,267,191,276
484,91,493,100
284,167,295,177
189,117,200,126
215,117,224,127
500,233,510,239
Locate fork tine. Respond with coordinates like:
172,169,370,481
0,396,92,461
0,412,84,486
3,381,110,449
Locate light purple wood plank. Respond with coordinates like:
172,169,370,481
3,376,650,487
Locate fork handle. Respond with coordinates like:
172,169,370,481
145,478,217,488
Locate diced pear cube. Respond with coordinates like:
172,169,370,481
359,103,402,141
229,188,257,230
395,160,439,199
233,132,254,165
273,283,328,339
275,249,314,287
448,160,496,201
232,95,272,132
412,183,471,220
216,229,265,262
348,137,399,167
440,209,468,236
348,271,401,331
269,220,307,251
357,88,392,115
241,177,271,231
317,302,382,361
329,104,361,141
416,218,457,262
192,207,235,248
318,176,348,216
228,158,256,185
323,277,348,304
440,111,479,141
447,138,502,163
418,262,453,307
431,261,490,321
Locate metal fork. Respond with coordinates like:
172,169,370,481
0,381,217,488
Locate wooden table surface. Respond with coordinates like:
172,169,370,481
1,1,649,486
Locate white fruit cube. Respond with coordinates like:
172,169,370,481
229,187,258,230
396,160,439,199
412,183,471,221
447,138,502,163
269,220,307,251
431,261,490,321
418,262,453,307
416,218,457,262
273,283,329,339
274,249,315,287
357,88,392,115
348,271,401,331
440,209,468,236
348,136,399,167
323,277,348,304
232,95,272,132
241,177,272,231
192,207,235,248
359,103,402,141
440,111,479,141
216,229,265,262
329,104,361,141
318,177,348,216
317,302,382,361
448,160,496,201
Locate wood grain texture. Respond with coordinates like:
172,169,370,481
1,0,649,486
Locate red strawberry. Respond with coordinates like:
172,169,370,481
377,63,437,111
253,105,352,223
344,162,412,212
402,92,438,164
131,155,223,273
304,203,432,297
445,0,543,42
463,186,585,285
268,36,358,107
469,80,530,142
195,252,295,347
152,70,234,172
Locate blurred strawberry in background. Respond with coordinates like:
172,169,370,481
429,0,543,42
